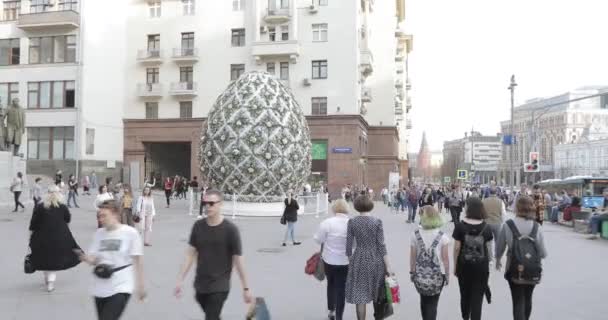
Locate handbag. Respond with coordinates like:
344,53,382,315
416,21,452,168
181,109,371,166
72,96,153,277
385,276,400,304
133,197,143,223
24,253,35,274
280,215,286,225
374,280,394,319
93,264,132,279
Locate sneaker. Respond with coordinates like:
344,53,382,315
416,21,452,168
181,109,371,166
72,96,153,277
328,310,336,320
293,242,301,245
282,243,286,247
588,235,599,240
75,205,80,208
46,282,55,292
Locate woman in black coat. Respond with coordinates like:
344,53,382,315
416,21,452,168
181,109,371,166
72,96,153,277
29,185,81,292
282,190,301,246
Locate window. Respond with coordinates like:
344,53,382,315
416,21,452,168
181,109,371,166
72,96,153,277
280,0,289,9
266,62,275,75
280,62,289,80
58,0,78,11
27,81,75,109
85,128,95,155
27,127,74,160
180,101,193,119
149,1,161,18
231,29,246,47
230,64,245,81
180,66,193,84
30,0,50,13
269,27,276,42
181,32,194,50
29,35,76,64
312,60,328,79
319,0,328,5
145,102,158,119
0,82,18,107
280,25,289,41
312,97,327,115
146,68,159,84
147,34,160,54
232,0,245,11
0,39,20,65
182,0,194,15
2,0,20,21
312,23,328,42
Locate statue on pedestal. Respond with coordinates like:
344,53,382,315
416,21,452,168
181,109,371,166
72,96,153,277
5,98,25,156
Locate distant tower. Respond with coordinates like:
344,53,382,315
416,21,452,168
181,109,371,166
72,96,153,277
417,132,432,181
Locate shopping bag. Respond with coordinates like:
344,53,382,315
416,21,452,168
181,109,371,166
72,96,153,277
385,276,400,304
305,252,325,281
246,297,271,320
374,281,394,319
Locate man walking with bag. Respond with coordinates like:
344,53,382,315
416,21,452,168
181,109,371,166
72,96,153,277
174,190,253,319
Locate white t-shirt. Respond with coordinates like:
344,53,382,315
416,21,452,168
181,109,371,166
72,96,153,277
314,214,350,266
88,225,143,298
410,227,451,274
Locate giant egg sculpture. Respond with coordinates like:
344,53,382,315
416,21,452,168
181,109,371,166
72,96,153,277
200,71,312,202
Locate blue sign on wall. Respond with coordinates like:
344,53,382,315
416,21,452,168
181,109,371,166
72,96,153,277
332,147,353,154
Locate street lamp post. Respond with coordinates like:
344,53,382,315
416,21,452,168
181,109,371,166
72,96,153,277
508,75,517,187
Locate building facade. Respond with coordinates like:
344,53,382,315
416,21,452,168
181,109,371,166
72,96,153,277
0,0,127,180
122,0,413,196
498,87,608,185
442,131,501,184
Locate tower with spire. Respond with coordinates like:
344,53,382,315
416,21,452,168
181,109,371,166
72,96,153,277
417,132,432,181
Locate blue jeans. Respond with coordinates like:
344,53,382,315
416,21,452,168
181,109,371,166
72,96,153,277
400,199,409,212
589,214,608,234
67,190,79,207
283,221,296,243
409,205,418,222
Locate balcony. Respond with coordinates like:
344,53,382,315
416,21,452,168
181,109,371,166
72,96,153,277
406,77,412,90
360,49,374,76
252,40,300,64
395,101,403,115
264,8,291,24
137,83,163,97
406,98,412,112
396,64,404,74
17,10,79,31
396,114,404,121
361,87,372,102
395,79,404,88
406,119,413,130
137,49,163,64
172,48,199,63
395,53,404,62
169,82,198,96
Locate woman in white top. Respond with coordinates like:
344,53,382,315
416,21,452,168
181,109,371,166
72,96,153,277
11,172,25,212
76,199,146,320
314,199,350,320
95,185,114,228
410,205,450,320
135,186,156,246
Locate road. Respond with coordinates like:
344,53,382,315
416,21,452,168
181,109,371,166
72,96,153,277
0,194,606,319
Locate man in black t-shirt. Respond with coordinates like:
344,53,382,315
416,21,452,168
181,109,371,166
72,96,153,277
174,190,253,319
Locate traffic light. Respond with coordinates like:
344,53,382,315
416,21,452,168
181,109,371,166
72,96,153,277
524,152,540,172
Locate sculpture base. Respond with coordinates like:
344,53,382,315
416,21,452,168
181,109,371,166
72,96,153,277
220,200,322,217
0,151,27,207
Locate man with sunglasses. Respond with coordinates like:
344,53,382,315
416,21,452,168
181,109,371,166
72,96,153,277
174,190,253,319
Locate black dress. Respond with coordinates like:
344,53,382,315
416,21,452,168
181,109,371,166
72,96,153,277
29,204,81,271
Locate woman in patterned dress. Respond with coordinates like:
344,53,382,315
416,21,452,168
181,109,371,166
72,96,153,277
345,195,393,320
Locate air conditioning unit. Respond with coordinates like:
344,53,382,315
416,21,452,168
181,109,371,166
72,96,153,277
302,78,312,86
309,4,318,13
260,26,269,34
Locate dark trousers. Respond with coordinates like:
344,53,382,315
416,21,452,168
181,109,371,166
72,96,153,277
458,271,488,320
195,292,229,320
509,281,535,320
450,206,461,223
420,293,440,320
324,262,348,320
164,189,171,206
94,293,131,320
13,191,24,211
33,197,41,207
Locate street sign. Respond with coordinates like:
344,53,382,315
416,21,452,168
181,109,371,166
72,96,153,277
332,147,353,154
457,170,468,180
444,176,451,183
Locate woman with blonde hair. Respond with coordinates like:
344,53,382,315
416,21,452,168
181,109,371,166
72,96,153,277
28,185,81,292
314,199,350,320
120,184,135,226
135,186,156,246
410,205,450,320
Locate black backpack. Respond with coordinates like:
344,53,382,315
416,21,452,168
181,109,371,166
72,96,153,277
461,225,488,265
506,220,542,285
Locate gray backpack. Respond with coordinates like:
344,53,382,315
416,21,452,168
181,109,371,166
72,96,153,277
462,225,488,265
413,230,445,296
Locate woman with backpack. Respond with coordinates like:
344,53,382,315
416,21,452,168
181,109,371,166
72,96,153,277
453,197,494,320
496,196,548,320
410,206,450,320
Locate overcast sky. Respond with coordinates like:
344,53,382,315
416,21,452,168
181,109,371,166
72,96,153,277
406,0,608,152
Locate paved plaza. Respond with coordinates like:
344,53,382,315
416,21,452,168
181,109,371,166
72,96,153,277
1,194,606,320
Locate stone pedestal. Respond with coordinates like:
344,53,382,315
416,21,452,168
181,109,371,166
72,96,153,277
0,151,27,207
